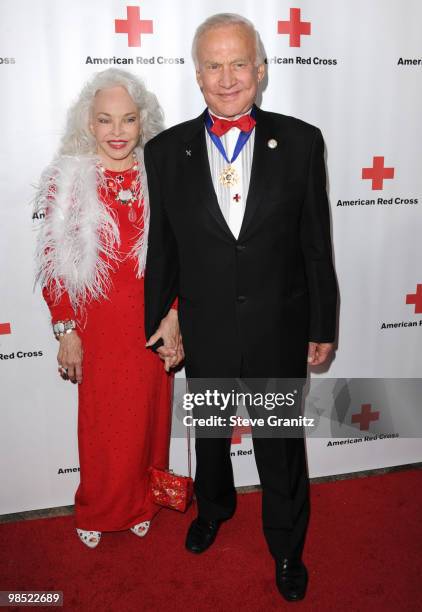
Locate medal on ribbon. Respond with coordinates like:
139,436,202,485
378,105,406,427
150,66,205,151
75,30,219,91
205,110,256,188
219,165,239,187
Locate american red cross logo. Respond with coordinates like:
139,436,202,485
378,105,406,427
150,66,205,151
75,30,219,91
278,8,311,47
115,6,153,47
362,156,394,190
231,424,251,445
406,284,422,314
0,322,11,335
351,403,380,431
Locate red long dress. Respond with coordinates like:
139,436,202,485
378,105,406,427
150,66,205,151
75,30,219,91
43,167,172,531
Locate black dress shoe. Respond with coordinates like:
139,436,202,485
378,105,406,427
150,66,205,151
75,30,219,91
185,517,222,554
275,558,308,602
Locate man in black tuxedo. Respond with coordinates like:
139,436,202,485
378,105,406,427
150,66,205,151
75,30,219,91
145,13,337,602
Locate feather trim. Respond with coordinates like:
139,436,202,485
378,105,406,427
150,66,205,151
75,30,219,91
130,146,149,278
34,153,148,311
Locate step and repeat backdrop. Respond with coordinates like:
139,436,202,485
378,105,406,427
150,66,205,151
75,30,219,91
0,0,421,513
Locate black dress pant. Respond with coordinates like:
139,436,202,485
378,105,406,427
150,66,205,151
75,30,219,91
192,375,310,560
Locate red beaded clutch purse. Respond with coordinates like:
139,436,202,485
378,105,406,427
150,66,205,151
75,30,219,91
148,467,193,513
149,383,193,512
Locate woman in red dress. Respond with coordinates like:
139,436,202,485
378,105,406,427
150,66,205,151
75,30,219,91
34,69,182,548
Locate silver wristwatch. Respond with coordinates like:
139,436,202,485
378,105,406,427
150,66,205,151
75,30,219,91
53,320,76,340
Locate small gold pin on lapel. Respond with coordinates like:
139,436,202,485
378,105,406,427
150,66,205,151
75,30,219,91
267,139,278,149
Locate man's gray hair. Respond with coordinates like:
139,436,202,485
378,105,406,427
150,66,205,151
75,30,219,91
59,68,164,155
191,13,266,68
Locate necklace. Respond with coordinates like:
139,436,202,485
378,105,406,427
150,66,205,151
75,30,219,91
98,153,143,222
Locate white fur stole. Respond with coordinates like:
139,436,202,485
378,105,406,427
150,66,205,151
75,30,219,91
34,148,149,311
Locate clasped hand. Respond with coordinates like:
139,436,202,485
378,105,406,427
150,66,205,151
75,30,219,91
146,309,184,372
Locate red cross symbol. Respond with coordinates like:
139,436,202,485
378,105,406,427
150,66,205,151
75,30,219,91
406,284,422,314
115,6,153,47
278,8,311,47
351,404,380,431
231,424,251,445
0,322,11,335
362,156,394,190
233,194,241,202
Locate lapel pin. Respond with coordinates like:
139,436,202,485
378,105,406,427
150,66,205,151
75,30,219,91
267,139,278,149
185,149,192,157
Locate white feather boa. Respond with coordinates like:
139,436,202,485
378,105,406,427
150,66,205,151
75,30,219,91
34,147,149,311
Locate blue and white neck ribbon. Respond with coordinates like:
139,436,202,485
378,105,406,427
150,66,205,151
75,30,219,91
204,108,256,167
205,109,255,187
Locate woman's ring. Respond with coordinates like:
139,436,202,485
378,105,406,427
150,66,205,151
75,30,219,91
58,366,69,379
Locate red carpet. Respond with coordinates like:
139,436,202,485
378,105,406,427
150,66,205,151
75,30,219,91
1,469,421,611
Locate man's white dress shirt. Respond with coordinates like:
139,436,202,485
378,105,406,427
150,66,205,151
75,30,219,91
205,112,255,239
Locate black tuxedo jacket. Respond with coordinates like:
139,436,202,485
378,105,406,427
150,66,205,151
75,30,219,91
144,106,338,377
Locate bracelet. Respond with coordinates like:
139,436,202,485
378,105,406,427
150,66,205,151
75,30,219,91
53,320,76,340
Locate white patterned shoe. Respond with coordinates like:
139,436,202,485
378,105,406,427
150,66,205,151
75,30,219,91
130,521,151,537
76,528,102,548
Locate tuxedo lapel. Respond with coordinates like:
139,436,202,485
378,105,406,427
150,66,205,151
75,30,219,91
238,106,281,240
182,112,234,239
180,107,284,242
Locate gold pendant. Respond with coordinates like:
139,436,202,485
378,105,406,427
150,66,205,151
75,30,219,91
128,207,137,223
219,164,239,187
